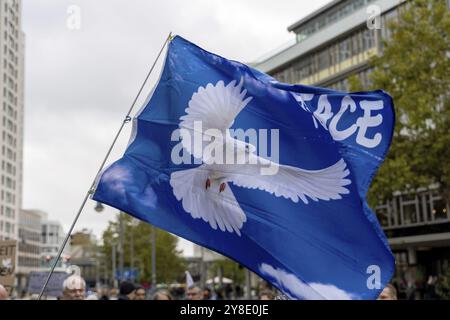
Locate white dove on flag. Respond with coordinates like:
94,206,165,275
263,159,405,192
170,78,351,236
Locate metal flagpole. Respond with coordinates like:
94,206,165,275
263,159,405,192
151,225,156,287
245,269,252,299
37,31,173,300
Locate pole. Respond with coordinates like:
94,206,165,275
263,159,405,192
130,223,135,282
151,226,156,287
200,246,206,289
37,32,172,300
245,269,252,300
112,244,117,288
119,212,124,282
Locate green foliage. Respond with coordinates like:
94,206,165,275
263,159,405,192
102,213,185,284
366,0,450,204
436,267,450,299
210,258,245,285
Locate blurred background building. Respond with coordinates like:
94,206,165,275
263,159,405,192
40,212,70,270
0,0,24,243
70,229,105,288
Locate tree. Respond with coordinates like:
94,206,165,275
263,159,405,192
351,0,450,205
210,258,245,286
436,268,450,299
102,213,185,285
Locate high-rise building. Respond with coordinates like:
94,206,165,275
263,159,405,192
254,0,450,298
0,0,24,242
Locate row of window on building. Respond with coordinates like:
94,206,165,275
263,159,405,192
3,0,20,19
4,13,20,40
328,68,374,91
19,228,41,243
1,189,15,204
0,219,15,235
42,225,62,245
3,101,18,119
273,27,377,85
295,0,377,42
2,146,17,163
2,114,18,133
2,59,18,82
18,256,40,268
2,40,18,65
2,131,17,150
0,204,15,218
375,190,450,228
3,69,18,92
18,242,40,256
0,172,16,190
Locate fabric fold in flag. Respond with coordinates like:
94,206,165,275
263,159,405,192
93,35,395,300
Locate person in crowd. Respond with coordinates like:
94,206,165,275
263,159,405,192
98,286,110,300
0,284,9,300
85,293,99,300
109,288,119,300
61,274,86,300
153,289,173,300
133,286,146,300
118,281,136,300
202,287,214,300
377,283,398,300
258,290,274,300
186,285,204,300
424,275,438,300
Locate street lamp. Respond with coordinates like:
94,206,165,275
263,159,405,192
111,233,119,288
151,226,156,287
94,202,105,213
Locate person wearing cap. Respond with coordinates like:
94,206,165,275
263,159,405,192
118,281,136,300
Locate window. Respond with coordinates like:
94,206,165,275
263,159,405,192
363,29,375,50
339,38,351,62
317,50,330,70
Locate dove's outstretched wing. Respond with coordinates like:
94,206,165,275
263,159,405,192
170,165,247,236
220,157,351,205
179,78,252,159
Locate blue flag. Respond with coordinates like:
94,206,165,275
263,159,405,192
93,35,395,300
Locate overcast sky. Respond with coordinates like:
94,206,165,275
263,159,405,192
22,0,332,256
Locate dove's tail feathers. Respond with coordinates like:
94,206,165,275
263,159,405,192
170,166,247,236
286,158,351,204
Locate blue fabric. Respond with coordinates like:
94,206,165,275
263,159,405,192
93,35,395,300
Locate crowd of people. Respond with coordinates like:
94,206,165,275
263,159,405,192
0,274,399,300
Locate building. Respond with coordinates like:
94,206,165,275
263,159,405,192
0,0,24,242
70,229,101,287
253,0,450,298
255,0,402,90
16,209,43,293
40,213,70,270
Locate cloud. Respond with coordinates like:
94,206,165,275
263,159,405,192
259,263,357,300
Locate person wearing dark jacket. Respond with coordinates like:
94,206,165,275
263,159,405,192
118,281,136,300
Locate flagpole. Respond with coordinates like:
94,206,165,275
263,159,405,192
37,31,173,300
